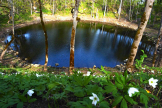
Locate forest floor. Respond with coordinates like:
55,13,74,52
0,14,159,74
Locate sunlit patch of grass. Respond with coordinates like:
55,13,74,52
106,12,116,18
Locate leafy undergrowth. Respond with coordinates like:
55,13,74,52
0,50,161,108
0,65,162,108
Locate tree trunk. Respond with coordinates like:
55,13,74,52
53,0,54,15
152,14,162,67
69,0,80,74
131,3,134,21
0,0,15,60
30,0,32,15
126,0,154,72
148,5,153,24
129,0,131,21
38,0,49,71
153,13,157,26
118,0,122,20
96,8,98,19
136,2,139,22
104,0,106,17
113,0,117,9
65,0,66,9
92,0,94,18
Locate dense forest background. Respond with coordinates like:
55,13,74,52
0,0,162,29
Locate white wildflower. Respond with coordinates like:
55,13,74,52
89,93,99,106
27,89,34,96
36,73,43,77
151,70,154,73
142,67,145,70
87,71,91,76
0,72,4,75
77,71,81,74
128,87,139,97
149,77,158,88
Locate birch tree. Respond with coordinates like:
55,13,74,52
152,14,162,67
136,2,139,22
129,0,131,21
69,0,80,74
52,0,54,15
38,0,49,71
118,0,122,20
103,0,107,17
126,0,154,72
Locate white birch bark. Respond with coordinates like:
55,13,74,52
118,0,122,20
69,0,80,74
126,0,154,72
129,0,131,21
53,0,54,15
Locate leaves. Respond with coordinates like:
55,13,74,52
18,95,27,102
140,93,149,107
101,65,111,75
121,99,127,108
0,67,161,108
112,96,123,107
28,98,37,103
124,95,138,105
17,102,23,108
104,84,117,94
48,82,62,90
99,101,110,108
73,87,86,97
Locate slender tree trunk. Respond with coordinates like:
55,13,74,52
136,2,139,22
153,13,157,26
156,48,162,67
53,0,54,15
92,0,94,18
65,0,66,9
104,0,106,17
118,0,122,20
129,0,131,21
96,8,98,18
126,0,154,72
113,0,117,9
30,0,32,15
0,0,15,60
69,0,80,74
38,0,49,71
131,3,134,21
152,14,162,67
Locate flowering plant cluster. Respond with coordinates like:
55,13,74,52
0,64,161,108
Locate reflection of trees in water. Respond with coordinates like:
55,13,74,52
8,22,156,67
111,27,118,49
113,31,155,63
13,31,44,63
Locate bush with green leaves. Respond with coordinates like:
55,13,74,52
0,63,162,108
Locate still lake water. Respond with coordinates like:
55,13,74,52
6,22,155,68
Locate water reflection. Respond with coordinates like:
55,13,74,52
6,22,155,68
